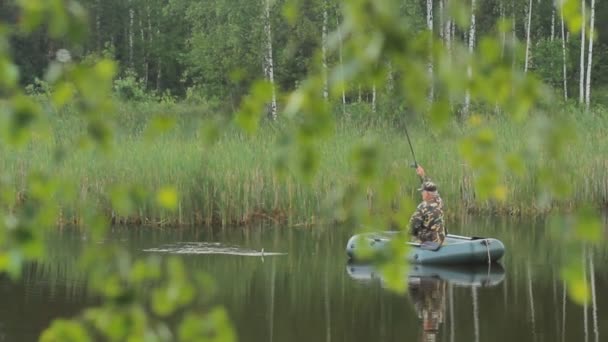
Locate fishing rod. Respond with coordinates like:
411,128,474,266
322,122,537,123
403,121,422,182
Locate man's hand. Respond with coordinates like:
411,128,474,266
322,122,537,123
416,165,425,178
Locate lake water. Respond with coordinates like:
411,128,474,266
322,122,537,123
1,217,607,342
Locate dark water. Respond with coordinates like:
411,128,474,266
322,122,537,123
1,218,607,342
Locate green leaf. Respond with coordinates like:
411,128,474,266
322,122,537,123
156,187,178,211
574,209,602,243
40,320,91,342
145,116,176,140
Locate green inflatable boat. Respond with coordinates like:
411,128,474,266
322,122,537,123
346,231,505,265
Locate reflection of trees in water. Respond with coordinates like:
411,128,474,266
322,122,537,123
0,262,92,341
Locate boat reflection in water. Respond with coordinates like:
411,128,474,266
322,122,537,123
346,262,505,342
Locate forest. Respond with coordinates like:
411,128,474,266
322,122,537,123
4,0,608,112
1,1,607,341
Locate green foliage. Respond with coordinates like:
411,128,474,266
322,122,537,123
530,39,565,90
1,1,236,341
113,69,152,102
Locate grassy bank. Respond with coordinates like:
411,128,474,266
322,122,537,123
2,100,607,227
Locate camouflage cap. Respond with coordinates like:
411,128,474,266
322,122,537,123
417,181,437,192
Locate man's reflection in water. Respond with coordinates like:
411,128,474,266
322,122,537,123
408,276,446,342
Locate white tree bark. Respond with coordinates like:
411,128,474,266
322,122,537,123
139,14,145,85
387,61,395,93
579,0,586,103
561,10,568,100
372,83,377,113
145,5,152,87
427,0,434,102
322,0,329,101
337,16,346,115
524,0,532,73
464,0,476,116
512,8,516,68
129,2,134,67
156,28,161,91
264,0,278,120
439,0,445,41
551,3,555,41
585,0,595,111
96,0,101,51
445,0,452,56
500,1,505,58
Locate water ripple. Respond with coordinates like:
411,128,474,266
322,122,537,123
143,242,286,256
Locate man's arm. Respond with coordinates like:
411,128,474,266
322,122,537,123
416,165,431,183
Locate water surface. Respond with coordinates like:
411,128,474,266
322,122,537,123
1,218,606,342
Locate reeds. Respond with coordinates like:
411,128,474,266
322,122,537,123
2,101,606,227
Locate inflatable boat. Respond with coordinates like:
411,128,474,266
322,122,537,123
346,231,505,265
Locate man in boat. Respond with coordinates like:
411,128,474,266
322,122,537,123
409,166,446,246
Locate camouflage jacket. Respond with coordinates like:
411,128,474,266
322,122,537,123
409,179,445,244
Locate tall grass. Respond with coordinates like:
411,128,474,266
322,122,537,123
2,100,607,227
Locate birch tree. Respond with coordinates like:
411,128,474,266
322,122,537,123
372,83,377,113
444,0,452,57
561,9,568,100
551,2,555,41
322,0,329,101
500,1,506,58
439,0,444,41
579,0,586,103
524,0,532,73
264,0,278,120
95,0,101,51
585,0,595,111
427,0,433,102
129,0,134,67
463,0,476,116
337,15,346,115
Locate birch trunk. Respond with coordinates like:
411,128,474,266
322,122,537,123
139,15,145,86
156,28,161,91
524,0,532,73
500,1,506,59
322,0,329,101
445,0,452,57
387,61,394,96
337,16,346,115
512,6,516,68
551,4,555,41
463,0,476,116
264,0,278,120
96,0,101,51
585,0,595,111
561,10,568,100
129,3,134,67
579,0,586,103
372,83,377,113
439,0,445,41
145,5,152,87
427,0,434,102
